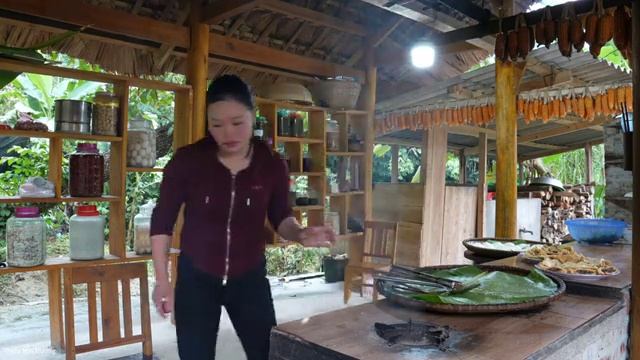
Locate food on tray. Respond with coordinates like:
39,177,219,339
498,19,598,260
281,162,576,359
468,240,532,252
526,245,619,276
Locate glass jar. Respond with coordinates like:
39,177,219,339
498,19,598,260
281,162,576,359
134,200,156,255
69,205,105,260
277,110,291,137
6,207,46,267
307,188,320,205
347,125,364,152
92,92,120,136
69,143,104,197
326,118,340,151
127,119,156,168
324,211,340,235
290,113,304,137
302,154,313,172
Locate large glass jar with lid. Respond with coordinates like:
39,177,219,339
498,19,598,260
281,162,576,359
134,200,156,254
6,207,46,267
69,143,104,197
69,205,105,260
127,119,156,168
326,118,340,151
92,92,120,136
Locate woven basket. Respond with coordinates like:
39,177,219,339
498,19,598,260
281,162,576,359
376,264,566,314
311,79,361,109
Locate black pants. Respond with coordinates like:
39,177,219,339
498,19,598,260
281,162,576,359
174,256,276,360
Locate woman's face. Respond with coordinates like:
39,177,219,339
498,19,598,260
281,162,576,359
207,100,253,155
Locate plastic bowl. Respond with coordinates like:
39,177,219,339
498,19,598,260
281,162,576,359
565,219,627,244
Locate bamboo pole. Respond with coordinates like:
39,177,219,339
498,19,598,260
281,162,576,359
495,60,524,238
584,143,593,184
187,0,209,141
391,144,399,183
631,2,640,358
476,132,487,237
363,41,377,220
459,150,466,184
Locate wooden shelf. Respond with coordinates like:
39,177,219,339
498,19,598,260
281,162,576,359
293,205,324,211
326,151,365,156
0,129,123,142
290,172,324,177
0,195,121,204
255,97,327,112
330,191,364,197
336,232,364,241
331,110,369,116
0,252,151,275
127,167,164,173
277,136,323,144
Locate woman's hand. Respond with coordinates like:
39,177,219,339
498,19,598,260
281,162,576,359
152,280,174,318
298,226,336,247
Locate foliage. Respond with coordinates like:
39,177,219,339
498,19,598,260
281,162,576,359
372,144,422,183
265,245,329,277
598,41,630,72
445,152,460,183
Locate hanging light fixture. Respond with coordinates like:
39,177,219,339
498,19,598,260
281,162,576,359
410,42,436,68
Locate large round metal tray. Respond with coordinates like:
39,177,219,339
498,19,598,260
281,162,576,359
462,238,541,259
376,265,566,314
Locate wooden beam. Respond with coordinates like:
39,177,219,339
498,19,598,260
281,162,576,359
363,40,377,220
495,59,525,239
187,0,208,141
584,142,593,183
347,17,404,66
209,33,364,80
631,2,640,358
391,144,399,183
227,12,250,36
153,2,191,73
201,0,258,25
257,15,282,44
434,0,492,22
476,132,487,237
283,22,306,51
518,138,604,161
259,0,367,37
0,0,189,47
427,0,631,46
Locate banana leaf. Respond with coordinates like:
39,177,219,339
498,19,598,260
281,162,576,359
0,27,86,89
411,266,558,305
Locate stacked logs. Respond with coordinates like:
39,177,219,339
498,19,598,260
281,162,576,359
494,1,632,62
520,184,595,243
375,84,632,135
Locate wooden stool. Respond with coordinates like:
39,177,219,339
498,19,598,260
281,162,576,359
63,262,153,360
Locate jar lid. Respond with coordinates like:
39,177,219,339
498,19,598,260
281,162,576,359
76,143,99,153
15,206,40,218
77,205,99,216
129,119,152,129
94,92,119,106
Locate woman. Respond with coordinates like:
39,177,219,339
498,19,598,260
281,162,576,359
150,75,335,360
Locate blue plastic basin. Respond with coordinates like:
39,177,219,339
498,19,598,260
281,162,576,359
565,218,627,244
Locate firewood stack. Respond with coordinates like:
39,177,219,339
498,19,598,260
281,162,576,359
518,183,595,243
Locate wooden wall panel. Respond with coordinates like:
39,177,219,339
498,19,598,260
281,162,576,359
441,186,477,265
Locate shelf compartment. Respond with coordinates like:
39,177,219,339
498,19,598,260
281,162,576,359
290,172,324,177
0,129,123,142
0,252,151,275
292,205,324,211
0,195,121,204
330,191,364,197
277,136,323,144
326,151,365,156
127,167,164,173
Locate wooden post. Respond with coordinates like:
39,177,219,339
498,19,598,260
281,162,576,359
47,269,64,351
476,133,488,237
420,127,448,266
363,41,377,220
420,132,428,184
459,150,466,184
584,143,593,184
187,0,209,141
630,2,640,358
495,60,524,239
391,144,399,183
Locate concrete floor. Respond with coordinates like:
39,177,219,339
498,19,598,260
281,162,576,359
0,278,369,359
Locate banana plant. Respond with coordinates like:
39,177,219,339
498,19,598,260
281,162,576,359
0,27,86,89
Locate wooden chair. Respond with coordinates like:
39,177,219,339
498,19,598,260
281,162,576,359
63,262,153,360
343,220,398,304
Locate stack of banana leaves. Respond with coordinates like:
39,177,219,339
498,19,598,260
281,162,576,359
375,265,559,305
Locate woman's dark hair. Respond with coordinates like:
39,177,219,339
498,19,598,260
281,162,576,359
206,74,254,111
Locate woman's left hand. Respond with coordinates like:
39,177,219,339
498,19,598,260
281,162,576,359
298,226,336,247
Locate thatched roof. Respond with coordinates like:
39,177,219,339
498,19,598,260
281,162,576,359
0,0,497,101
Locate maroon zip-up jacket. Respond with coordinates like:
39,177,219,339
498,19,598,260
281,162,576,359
150,135,292,279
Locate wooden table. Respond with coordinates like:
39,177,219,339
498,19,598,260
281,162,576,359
271,244,632,360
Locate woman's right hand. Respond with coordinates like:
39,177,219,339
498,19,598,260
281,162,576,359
152,280,174,318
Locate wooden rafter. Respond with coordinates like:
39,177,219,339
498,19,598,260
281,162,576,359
518,138,604,161
256,15,282,44
201,0,258,25
227,12,250,36
282,21,306,51
153,2,191,72
258,0,367,37
346,17,404,66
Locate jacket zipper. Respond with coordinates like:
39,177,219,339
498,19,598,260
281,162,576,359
223,174,236,285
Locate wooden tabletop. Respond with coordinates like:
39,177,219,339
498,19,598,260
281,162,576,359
271,295,621,360
487,243,631,296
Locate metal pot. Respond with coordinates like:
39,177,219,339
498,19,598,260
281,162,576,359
530,176,565,191
55,99,92,133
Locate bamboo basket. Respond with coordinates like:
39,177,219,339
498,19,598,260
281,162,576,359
311,78,361,109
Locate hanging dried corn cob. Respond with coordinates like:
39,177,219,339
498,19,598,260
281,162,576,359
571,5,585,51
584,92,595,121
563,95,572,114
596,0,614,47
594,91,603,116
558,5,572,57
559,96,567,118
518,14,531,59
625,86,633,112
577,92,586,118
544,6,556,49
613,5,630,55
517,96,525,115
551,97,560,119
508,29,519,61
